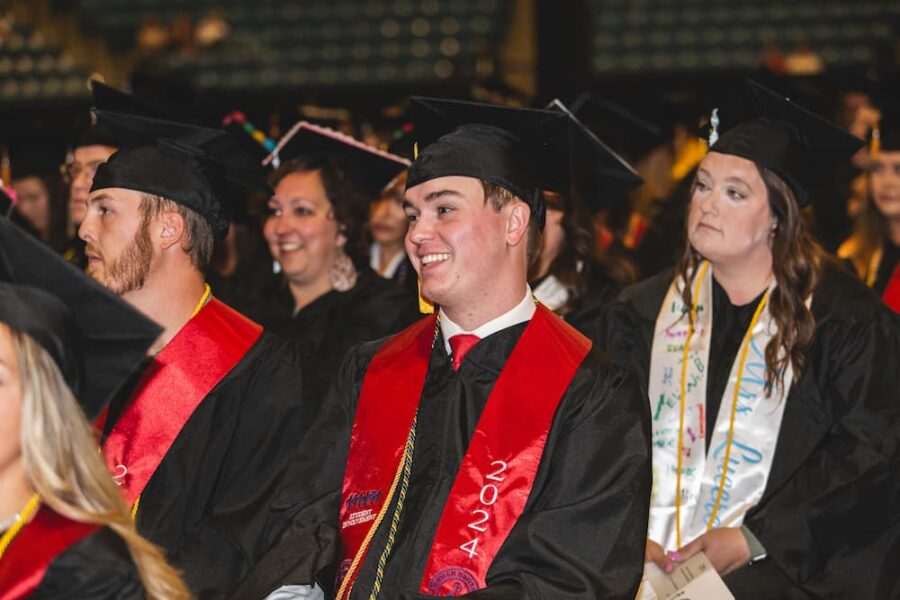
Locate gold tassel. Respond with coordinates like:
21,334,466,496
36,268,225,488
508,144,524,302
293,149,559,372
413,142,419,160
417,277,434,314
871,122,881,156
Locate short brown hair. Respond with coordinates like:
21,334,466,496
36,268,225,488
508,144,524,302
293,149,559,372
139,194,214,272
480,181,542,267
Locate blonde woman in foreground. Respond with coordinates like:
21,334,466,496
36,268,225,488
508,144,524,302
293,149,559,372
0,216,189,599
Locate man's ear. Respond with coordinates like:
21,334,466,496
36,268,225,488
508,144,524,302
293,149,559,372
505,200,530,248
158,210,185,251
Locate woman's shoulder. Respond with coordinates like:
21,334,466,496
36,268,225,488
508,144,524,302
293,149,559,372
616,268,675,319
813,258,888,324
344,266,420,316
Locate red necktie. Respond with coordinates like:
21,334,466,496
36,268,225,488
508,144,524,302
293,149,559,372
449,334,480,371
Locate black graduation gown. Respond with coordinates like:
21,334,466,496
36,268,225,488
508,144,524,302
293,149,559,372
32,527,143,599
550,263,622,341
277,267,420,404
595,261,900,599
62,235,88,271
102,332,311,599
243,319,652,600
381,252,419,298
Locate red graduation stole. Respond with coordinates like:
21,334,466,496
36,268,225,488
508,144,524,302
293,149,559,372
102,298,262,505
882,263,900,313
337,304,591,596
0,507,99,600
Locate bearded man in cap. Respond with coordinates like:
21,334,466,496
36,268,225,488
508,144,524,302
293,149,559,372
78,111,312,598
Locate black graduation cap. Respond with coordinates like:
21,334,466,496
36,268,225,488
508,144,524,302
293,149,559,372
569,93,668,162
264,121,410,199
547,99,643,213
710,79,865,206
8,144,61,180
405,97,570,230
90,110,273,240
872,77,900,153
71,80,172,151
91,80,170,118
874,108,900,153
0,216,161,418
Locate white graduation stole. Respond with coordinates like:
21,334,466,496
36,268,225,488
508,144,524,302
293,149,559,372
647,262,793,550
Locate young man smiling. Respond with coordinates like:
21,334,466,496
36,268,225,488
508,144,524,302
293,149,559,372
78,110,311,597
246,98,651,600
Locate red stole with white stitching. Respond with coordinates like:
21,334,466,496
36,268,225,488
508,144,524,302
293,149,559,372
337,304,591,596
102,298,262,504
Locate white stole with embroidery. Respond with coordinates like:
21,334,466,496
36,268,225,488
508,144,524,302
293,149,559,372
647,263,793,550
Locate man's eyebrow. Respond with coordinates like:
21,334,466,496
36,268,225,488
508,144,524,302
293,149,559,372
403,189,464,210
88,192,114,205
423,189,464,202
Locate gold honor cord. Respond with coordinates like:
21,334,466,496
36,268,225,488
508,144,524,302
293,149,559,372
129,283,212,521
675,261,770,547
337,417,418,600
0,493,41,559
705,289,769,531
336,320,440,600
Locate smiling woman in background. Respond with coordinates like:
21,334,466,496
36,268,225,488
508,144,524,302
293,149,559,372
598,81,900,599
260,122,419,402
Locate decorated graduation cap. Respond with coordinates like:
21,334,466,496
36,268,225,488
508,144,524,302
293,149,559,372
547,99,643,213
405,97,570,230
90,110,272,240
264,121,410,198
0,216,161,418
223,111,279,167
709,79,864,206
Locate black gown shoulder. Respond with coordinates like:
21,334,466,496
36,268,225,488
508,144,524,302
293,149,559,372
108,330,311,598
279,266,420,404
34,527,143,600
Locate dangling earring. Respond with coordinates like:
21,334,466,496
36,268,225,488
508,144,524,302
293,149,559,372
330,249,358,292
273,259,282,274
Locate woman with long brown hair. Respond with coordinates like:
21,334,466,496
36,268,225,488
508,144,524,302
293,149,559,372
0,217,189,599
839,105,900,311
598,81,900,598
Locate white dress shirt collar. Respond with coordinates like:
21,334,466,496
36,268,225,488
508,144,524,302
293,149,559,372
440,286,536,354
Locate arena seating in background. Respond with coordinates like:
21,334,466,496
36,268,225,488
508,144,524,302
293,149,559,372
74,0,512,90
0,12,90,105
588,0,899,76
